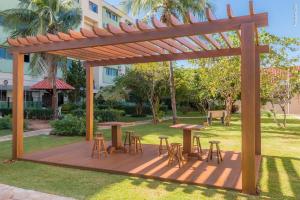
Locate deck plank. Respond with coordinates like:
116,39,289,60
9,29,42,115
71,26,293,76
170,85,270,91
21,141,261,191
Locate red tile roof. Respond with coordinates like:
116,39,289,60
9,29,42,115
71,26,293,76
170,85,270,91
30,79,75,90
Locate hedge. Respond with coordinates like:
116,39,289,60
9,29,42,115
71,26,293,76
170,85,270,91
0,108,53,120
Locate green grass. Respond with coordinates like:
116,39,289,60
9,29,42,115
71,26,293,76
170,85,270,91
0,129,11,136
0,114,299,200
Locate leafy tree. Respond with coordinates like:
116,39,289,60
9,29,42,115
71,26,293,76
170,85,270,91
0,0,82,118
114,70,149,116
261,67,300,127
64,60,86,103
259,32,300,127
114,63,169,124
121,0,212,124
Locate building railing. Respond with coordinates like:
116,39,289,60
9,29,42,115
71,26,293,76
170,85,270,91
0,101,42,109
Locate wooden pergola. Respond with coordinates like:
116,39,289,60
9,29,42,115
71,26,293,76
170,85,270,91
8,1,268,194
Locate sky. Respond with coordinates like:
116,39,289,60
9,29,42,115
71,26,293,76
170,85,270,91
106,0,300,66
106,0,300,38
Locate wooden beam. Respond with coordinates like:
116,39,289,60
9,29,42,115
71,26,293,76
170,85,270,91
255,51,261,156
241,22,257,195
86,65,94,141
9,13,268,53
86,45,268,66
12,53,24,159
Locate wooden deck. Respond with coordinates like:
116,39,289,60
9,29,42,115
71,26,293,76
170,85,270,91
21,141,261,191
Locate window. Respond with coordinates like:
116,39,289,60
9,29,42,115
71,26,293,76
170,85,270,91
105,67,118,76
0,16,3,25
89,1,98,13
0,47,12,60
105,9,119,22
24,54,30,63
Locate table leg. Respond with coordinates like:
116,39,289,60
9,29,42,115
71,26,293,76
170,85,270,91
183,129,192,154
112,125,122,148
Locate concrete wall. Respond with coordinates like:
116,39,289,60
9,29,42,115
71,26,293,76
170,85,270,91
262,95,300,115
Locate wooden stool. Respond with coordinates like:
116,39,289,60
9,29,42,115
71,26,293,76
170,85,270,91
124,131,134,152
203,122,209,127
130,135,143,153
168,143,184,168
207,141,223,163
91,136,108,159
158,136,169,156
193,134,202,158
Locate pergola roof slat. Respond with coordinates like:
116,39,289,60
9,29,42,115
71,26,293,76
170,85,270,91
136,20,180,53
107,23,161,55
226,4,242,41
168,14,209,51
152,17,199,51
206,8,234,48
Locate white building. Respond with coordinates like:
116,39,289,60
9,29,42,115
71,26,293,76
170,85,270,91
0,0,133,108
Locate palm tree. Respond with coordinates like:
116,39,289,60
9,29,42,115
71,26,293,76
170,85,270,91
0,0,82,119
121,0,212,124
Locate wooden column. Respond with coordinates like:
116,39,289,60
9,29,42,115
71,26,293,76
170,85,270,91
255,51,261,155
12,53,24,159
86,65,94,141
241,22,257,194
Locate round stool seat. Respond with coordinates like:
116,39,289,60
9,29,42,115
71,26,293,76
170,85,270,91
209,140,220,144
170,143,181,146
159,135,168,139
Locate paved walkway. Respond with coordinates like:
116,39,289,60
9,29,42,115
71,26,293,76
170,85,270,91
0,116,173,142
0,183,74,200
0,129,52,142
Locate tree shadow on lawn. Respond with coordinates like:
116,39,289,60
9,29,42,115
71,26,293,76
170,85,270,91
260,155,300,200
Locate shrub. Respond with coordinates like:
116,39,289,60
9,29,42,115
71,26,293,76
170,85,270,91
50,114,96,136
0,115,28,130
61,103,79,114
25,108,53,120
94,109,125,122
0,108,12,116
178,105,193,114
0,115,11,130
71,108,86,117
1,108,53,119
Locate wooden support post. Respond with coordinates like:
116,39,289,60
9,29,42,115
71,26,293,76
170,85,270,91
86,65,94,141
12,53,24,159
241,22,257,195
255,51,261,156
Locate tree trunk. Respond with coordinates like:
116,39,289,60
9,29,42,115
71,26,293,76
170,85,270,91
225,96,233,126
169,61,177,124
48,55,58,119
270,101,281,127
149,95,160,124
280,104,287,128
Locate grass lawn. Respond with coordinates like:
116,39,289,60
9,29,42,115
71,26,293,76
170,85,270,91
0,129,11,137
0,114,299,200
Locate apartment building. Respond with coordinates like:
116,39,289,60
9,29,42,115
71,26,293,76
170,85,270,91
78,0,133,89
0,0,133,108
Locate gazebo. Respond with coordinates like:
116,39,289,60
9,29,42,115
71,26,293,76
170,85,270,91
8,1,268,194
